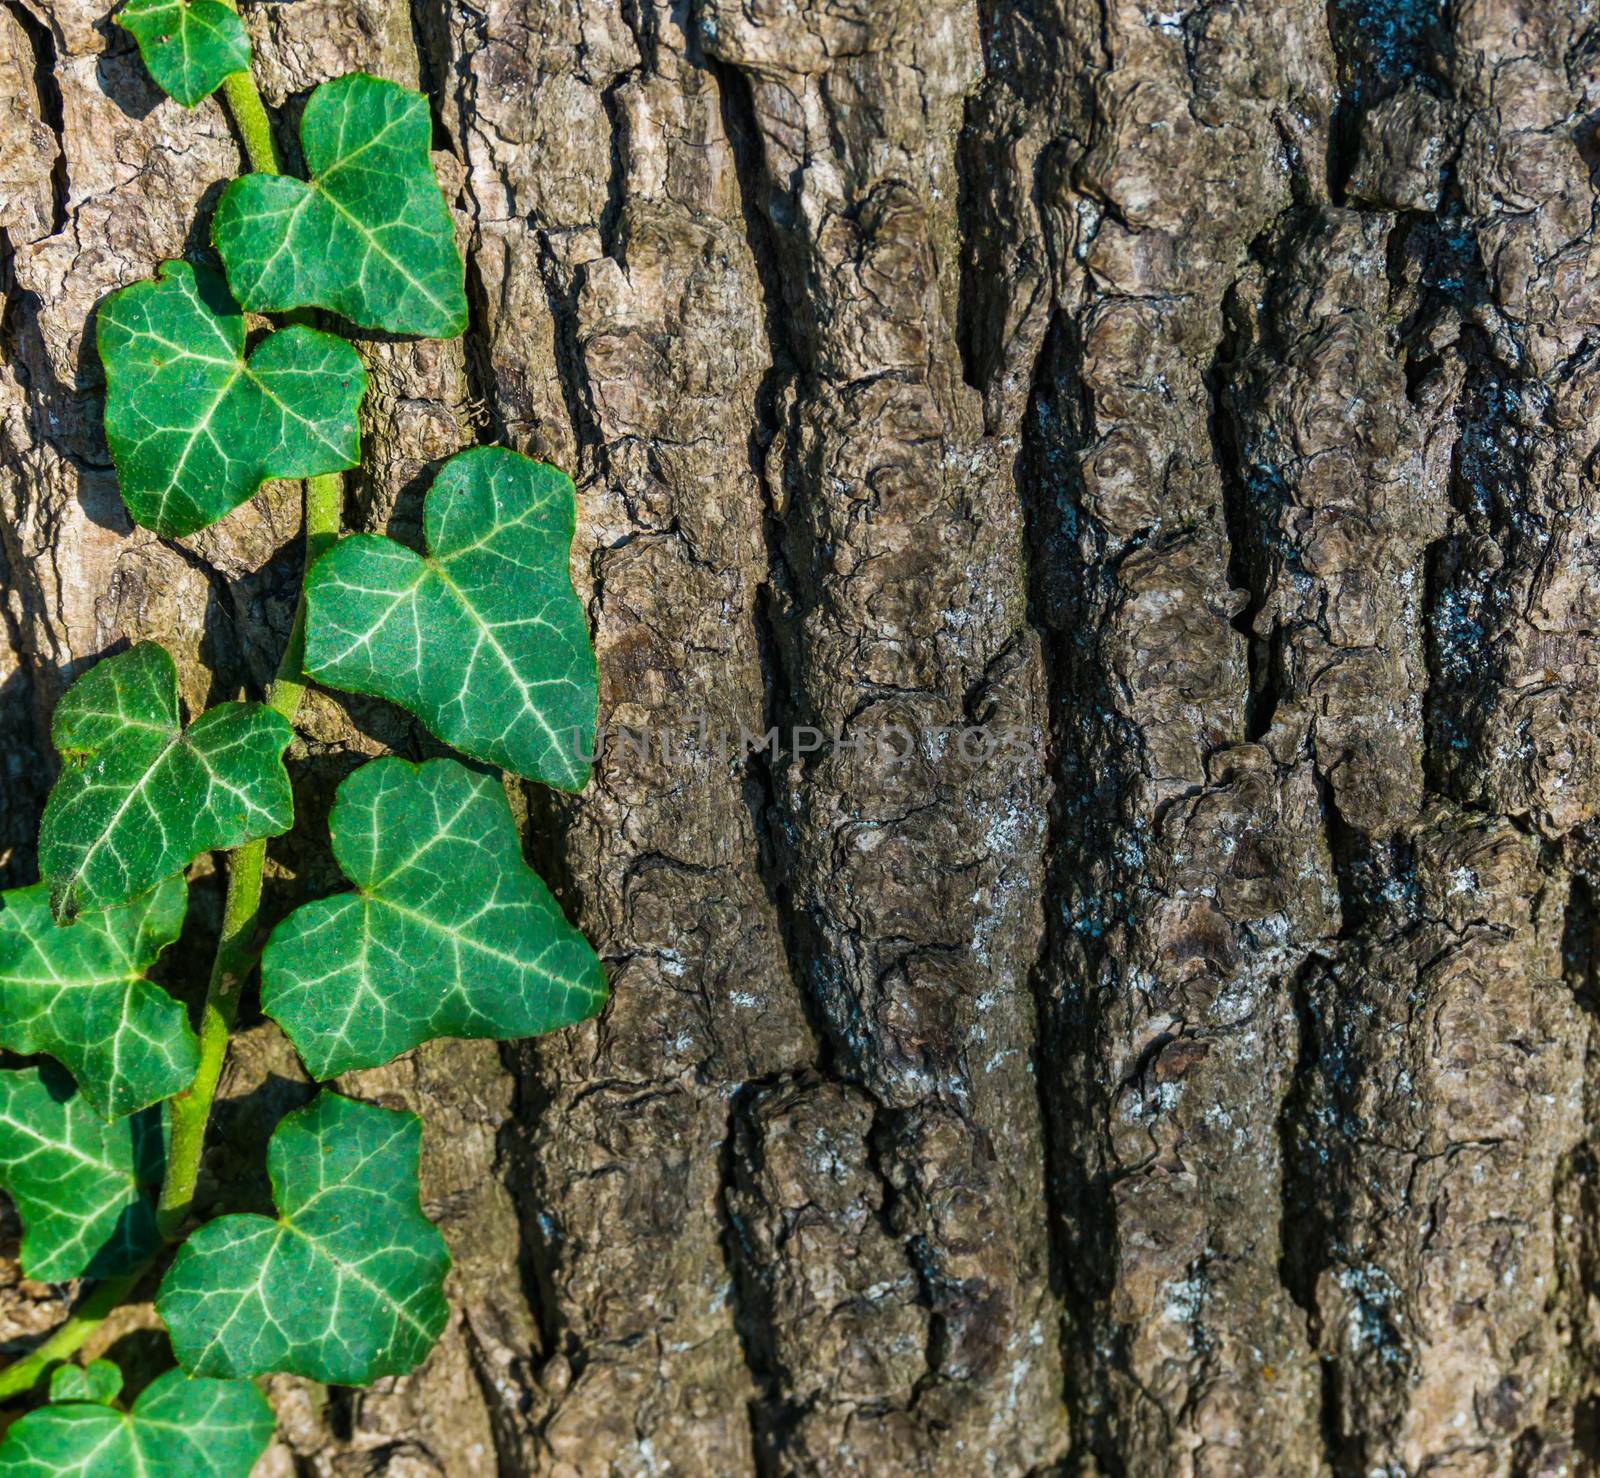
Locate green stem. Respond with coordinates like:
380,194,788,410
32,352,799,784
0,1267,150,1401
215,0,281,180
156,473,341,1242
154,839,265,1242
264,474,342,724
220,68,281,177
0,41,346,1401
2,474,343,1380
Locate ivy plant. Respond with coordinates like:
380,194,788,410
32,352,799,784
116,0,250,109
0,1365,274,1477
155,1094,449,1384
212,73,468,336
260,757,605,1077
0,876,195,1119
0,14,604,1471
0,1066,163,1282
305,447,598,790
98,262,366,538
38,642,294,921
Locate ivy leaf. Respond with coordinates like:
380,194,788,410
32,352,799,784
0,876,198,1120
213,73,467,337
0,1066,163,1281
98,259,366,538
156,1093,450,1384
305,447,596,790
47,1362,123,1406
116,0,250,108
0,1367,274,1477
38,644,295,922
262,758,605,1079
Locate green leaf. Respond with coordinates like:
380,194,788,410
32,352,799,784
98,259,366,538
0,1066,163,1281
0,876,197,1120
47,1362,123,1406
156,1093,450,1384
213,73,467,337
305,447,596,789
38,644,295,922
262,758,605,1079
0,1368,273,1477
116,0,250,108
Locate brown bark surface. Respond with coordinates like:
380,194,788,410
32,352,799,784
2,0,1599,1474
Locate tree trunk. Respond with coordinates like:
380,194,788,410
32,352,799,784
3,0,1598,1473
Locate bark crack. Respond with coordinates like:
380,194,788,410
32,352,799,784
2,0,66,234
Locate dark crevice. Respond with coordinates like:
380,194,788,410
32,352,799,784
0,223,43,887
537,241,606,474
1323,759,1419,943
868,1105,951,1401
458,245,508,448
323,1385,358,1443
1415,214,1515,800
707,44,826,1070
706,33,979,1459
956,0,1068,421
4,1,67,234
1325,0,1451,203
717,1078,799,1478
406,0,456,153
1015,309,1124,1472
154,537,257,708
596,81,628,261
460,1152,552,1474
1377,193,1484,803
595,0,644,263
595,11,642,263
1275,952,1345,1470
1208,278,1281,743
1287,763,1423,1477
410,0,503,459
1565,872,1600,1022
1558,870,1600,1471
500,1039,575,1374
703,39,871,1466
953,43,999,400
742,579,838,1079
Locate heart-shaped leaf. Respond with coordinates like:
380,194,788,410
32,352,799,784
0,1367,274,1477
0,1066,163,1281
38,643,295,922
213,73,467,337
156,1093,449,1384
47,1361,124,1406
262,758,605,1079
305,447,596,789
116,0,250,108
0,875,197,1119
98,259,366,537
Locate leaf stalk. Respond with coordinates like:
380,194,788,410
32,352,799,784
156,472,340,1242
156,31,343,1243
0,1266,150,1401
220,69,280,177
0,37,332,1401
216,2,281,180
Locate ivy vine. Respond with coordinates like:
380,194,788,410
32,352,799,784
0,4,604,1466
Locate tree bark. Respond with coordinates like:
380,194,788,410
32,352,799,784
3,0,1599,1474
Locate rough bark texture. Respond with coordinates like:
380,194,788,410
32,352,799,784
3,0,1600,1473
